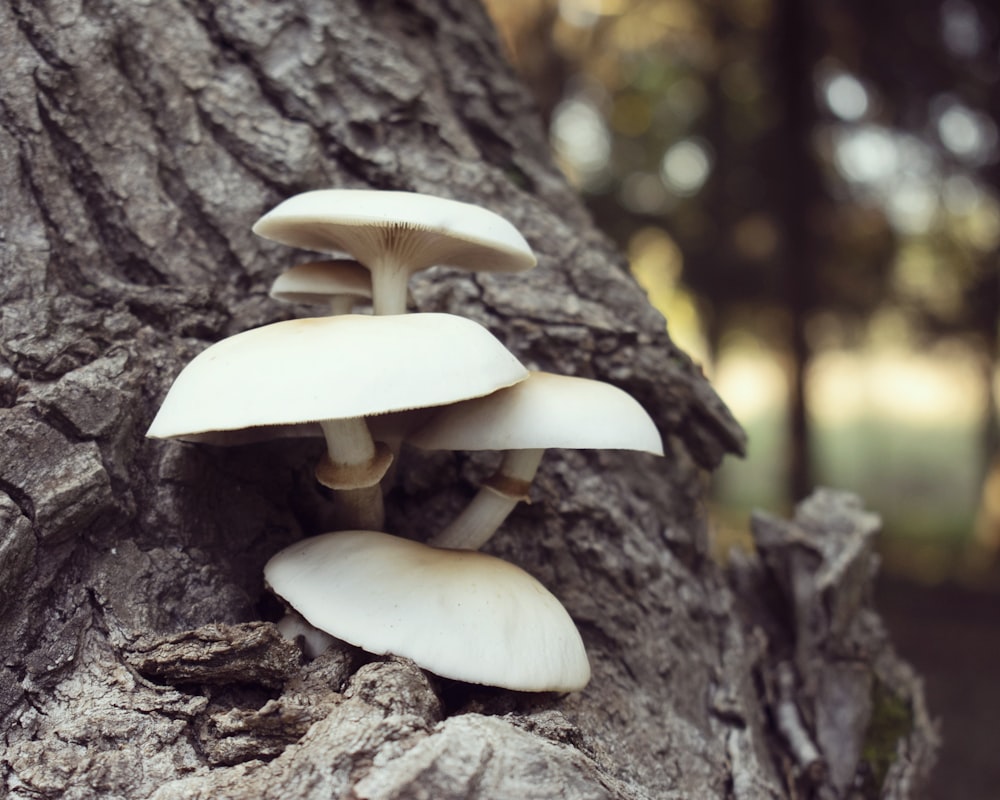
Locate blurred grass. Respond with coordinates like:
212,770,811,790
711,397,987,583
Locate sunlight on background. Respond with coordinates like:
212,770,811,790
712,338,989,576
659,139,713,196
551,97,612,186
483,0,1000,587
627,227,708,363
821,70,869,122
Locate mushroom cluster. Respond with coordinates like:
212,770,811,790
148,190,663,693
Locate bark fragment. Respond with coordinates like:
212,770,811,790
731,489,939,798
124,621,303,688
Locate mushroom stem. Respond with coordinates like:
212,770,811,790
327,295,356,316
317,417,392,530
429,448,544,550
370,257,410,315
276,610,335,660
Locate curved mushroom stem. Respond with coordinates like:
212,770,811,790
317,417,393,530
429,448,544,550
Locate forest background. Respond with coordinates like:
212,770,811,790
481,0,1000,797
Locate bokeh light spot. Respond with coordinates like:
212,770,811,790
660,138,713,196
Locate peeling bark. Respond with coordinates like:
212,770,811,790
0,1,932,798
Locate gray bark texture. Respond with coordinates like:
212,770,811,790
0,1,935,798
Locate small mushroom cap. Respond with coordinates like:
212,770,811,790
409,371,664,454
265,530,591,692
147,313,527,439
270,259,372,306
253,189,537,275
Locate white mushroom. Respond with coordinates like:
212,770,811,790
275,610,336,660
269,259,372,315
265,530,591,692
147,313,528,530
409,371,664,549
253,190,537,315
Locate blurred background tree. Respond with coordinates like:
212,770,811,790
485,0,1000,581
482,1,1000,795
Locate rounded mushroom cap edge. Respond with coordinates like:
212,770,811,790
408,371,665,455
264,530,592,692
146,313,529,440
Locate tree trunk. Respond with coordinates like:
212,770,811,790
0,1,934,798
773,0,822,504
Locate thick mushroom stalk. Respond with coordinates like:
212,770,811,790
368,251,411,316
429,448,543,549
316,417,393,530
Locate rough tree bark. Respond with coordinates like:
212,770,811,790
0,1,935,798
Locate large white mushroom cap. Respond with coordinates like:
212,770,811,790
409,371,664,454
147,313,528,439
265,530,591,692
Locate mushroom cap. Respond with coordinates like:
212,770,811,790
168,409,427,447
265,530,591,692
269,259,373,306
175,422,322,446
147,313,528,439
409,371,664,454
253,190,537,275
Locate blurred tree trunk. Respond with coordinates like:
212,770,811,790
0,1,934,797
972,262,1000,563
773,0,823,502
980,280,1000,481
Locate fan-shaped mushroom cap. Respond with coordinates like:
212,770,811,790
147,313,528,439
269,259,372,308
253,190,537,315
409,371,664,454
265,530,591,692
254,190,536,274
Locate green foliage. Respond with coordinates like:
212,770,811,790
859,680,914,796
